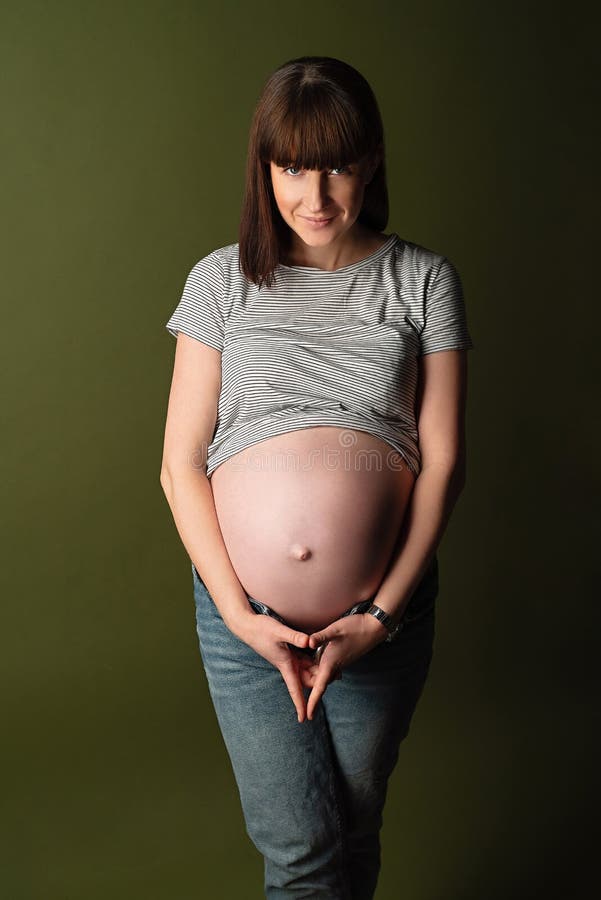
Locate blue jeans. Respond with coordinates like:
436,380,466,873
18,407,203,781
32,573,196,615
191,556,438,899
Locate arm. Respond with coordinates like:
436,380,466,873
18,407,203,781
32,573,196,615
160,332,253,633
305,349,469,719
161,332,312,722
368,347,469,629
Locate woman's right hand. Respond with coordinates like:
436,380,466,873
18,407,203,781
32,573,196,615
227,610,320,723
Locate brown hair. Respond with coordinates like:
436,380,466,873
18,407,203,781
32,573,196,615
238,56,389,289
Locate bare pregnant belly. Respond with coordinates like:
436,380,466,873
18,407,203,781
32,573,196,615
209,426,417,633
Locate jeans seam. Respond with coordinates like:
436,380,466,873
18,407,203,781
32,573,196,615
316,712,351,899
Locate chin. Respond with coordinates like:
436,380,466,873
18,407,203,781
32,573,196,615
296,219,344,235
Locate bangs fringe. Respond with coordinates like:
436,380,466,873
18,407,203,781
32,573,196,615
260,89,371,170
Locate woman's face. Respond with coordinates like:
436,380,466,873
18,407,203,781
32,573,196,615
269,156,376,249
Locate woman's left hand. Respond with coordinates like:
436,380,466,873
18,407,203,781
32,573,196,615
296,613,390,720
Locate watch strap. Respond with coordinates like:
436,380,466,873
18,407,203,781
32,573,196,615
365,603,402,642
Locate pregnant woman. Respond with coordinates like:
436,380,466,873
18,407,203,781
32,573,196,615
160,56,474,899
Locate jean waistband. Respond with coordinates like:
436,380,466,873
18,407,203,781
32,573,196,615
247,597,376,657
247,597,374,627
193,552,438,646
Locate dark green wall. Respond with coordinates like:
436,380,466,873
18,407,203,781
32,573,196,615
2,1,597,897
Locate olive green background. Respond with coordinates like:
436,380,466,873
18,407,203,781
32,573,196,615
1,1,597,898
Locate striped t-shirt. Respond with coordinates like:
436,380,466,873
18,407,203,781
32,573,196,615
165,232,474,480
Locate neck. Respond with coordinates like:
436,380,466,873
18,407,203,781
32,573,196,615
283,223,383,270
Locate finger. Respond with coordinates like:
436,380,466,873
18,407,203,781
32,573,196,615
299,664,340,689
303,658,337,685
296,653,316,671
306,681,326,720
306,664,338,720
299,666,317,689
295,655,316,688
278,660,308,723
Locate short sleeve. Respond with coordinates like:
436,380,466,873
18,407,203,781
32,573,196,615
165,251,225,352
420,257,475,355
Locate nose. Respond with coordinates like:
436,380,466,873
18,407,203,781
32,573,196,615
303,171,332,214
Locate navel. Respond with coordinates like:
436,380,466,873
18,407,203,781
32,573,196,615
289,543,312,561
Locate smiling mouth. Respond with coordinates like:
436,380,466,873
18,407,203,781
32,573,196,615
303,216,335,222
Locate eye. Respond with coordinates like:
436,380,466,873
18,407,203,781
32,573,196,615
282,165,351,176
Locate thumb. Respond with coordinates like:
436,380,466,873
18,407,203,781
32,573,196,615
308,626,333,650
280,625,310,649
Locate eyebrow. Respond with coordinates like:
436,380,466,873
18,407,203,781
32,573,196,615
279,163,354,171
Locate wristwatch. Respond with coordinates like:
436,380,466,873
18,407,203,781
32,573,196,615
365,604,402,642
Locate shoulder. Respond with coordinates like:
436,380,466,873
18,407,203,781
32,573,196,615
392,238,466,317
186,244,233,271
394,236,450,285
206,241,239,265
185,241,241,288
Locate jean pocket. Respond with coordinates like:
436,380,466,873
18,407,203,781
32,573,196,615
191,562,213,604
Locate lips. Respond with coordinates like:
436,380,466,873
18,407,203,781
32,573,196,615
302,215,336,225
